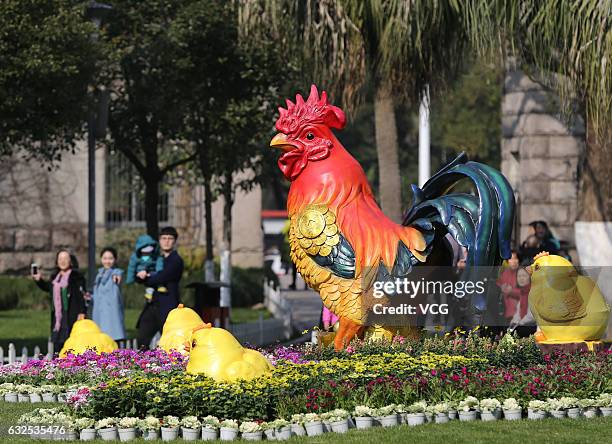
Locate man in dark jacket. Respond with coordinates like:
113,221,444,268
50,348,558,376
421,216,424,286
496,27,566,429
135,226,184,349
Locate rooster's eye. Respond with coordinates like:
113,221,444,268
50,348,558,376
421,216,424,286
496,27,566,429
306,132,315,140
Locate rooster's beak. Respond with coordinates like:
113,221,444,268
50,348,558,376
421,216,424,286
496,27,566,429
270,133,297,152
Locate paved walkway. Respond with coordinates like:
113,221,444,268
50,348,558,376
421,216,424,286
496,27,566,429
283,289,322,334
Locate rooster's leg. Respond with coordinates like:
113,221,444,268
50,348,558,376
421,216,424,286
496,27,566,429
334,317,364,351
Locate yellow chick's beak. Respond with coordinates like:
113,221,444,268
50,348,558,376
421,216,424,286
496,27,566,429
270,133,297,152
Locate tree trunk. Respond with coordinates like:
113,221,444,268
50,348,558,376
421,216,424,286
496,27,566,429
578,126,612,221
374,82,403,223
144,174,161,238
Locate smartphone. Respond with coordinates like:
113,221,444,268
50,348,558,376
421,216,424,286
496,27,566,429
31,263,38,275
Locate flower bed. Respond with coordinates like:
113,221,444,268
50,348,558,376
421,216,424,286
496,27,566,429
2,333,611,441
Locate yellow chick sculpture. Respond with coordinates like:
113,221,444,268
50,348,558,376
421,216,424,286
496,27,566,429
528,252,610,344
59,319,117,357
186,323,273,381
158,304,203,355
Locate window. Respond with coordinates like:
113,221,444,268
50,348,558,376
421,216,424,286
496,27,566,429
105,148,171,228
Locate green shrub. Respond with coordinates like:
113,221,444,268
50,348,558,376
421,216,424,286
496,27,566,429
0,276,49,310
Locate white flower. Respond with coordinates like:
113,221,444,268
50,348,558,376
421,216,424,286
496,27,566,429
406,401,427,414
220,419,239,429
479,398,501,413
239,421,262,433
74,417,95,430
303,413,321,423
326,409,350,422
458,396,479,412
546,398,565,412
596,393,612,408
162,415,180,429
502,398,521,411
15,384,33,394
180,416,201,429
268,418,289,429
394,404,407,413
577,399,595,409
95,417,117,430
118,417,139,429
433,402,450,414
376,404,397,416
353,405,375,417
290,413,305,425
559,397,579,409
201,415,220,429
528,400,548,412
138,416,161,432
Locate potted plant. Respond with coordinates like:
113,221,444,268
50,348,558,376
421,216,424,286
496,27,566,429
319,412,332,433
29,386,43,403
458,396,479,421
180,416,201,441
560,397,581,418
96,417,119,441
502,398,522,420
75,417,96,441
597,393,612,417
353,405,375,429
219,419,239,441
447,401,458,420
290,413,307,436
160,415,180,441
303,412,324,436
138,416,161,441
261,422,275,440
547,398,567,419
527,400,548,420
0,383,17,403
118,417,139,441
240,421,263,441
16,384,31,403
328,409,350,433
578,399,597,418
479,398,501,421
433,402,450,423
377,404,399,427
270,418,291,440
201,415,220,440
405,401,427,426
395,404,407,424
40,385,58,403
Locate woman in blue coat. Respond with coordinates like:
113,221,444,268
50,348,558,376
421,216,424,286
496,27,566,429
91,247,126,341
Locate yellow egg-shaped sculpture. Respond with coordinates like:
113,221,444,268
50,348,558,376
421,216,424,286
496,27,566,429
59,319,118,357
158,304,203,355
186,324,273,381
529,252,610,343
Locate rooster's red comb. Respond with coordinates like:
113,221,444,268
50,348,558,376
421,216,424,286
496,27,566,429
275,85,346,134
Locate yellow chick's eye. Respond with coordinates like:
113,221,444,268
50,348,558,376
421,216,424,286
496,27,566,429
534,263,540,271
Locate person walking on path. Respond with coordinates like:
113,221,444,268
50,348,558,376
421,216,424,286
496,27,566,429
90,247,126,341
136,226,184,349
32,249,87,353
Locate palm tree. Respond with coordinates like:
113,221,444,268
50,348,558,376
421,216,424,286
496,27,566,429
240,0,611,222
238,0,466,222
460,0,611,221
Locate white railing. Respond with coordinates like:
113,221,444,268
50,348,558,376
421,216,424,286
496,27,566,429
263,279,293,337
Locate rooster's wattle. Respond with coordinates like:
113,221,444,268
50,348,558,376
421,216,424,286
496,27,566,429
270,85,515,350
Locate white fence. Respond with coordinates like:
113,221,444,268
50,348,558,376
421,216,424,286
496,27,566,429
0,339,139,365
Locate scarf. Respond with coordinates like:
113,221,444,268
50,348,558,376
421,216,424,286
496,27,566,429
52,269,72,332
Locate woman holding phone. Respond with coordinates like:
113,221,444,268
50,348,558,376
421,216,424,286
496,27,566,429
31,249,87,353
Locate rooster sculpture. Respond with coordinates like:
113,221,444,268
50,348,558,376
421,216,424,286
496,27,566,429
270,85,515,350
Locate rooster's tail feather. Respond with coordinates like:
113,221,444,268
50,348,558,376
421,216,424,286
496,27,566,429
403,153,515,266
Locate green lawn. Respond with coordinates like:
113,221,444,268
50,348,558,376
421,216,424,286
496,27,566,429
0,307,270,352
1,402,611,443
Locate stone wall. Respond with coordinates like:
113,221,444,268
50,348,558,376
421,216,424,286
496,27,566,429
501,70,584,256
